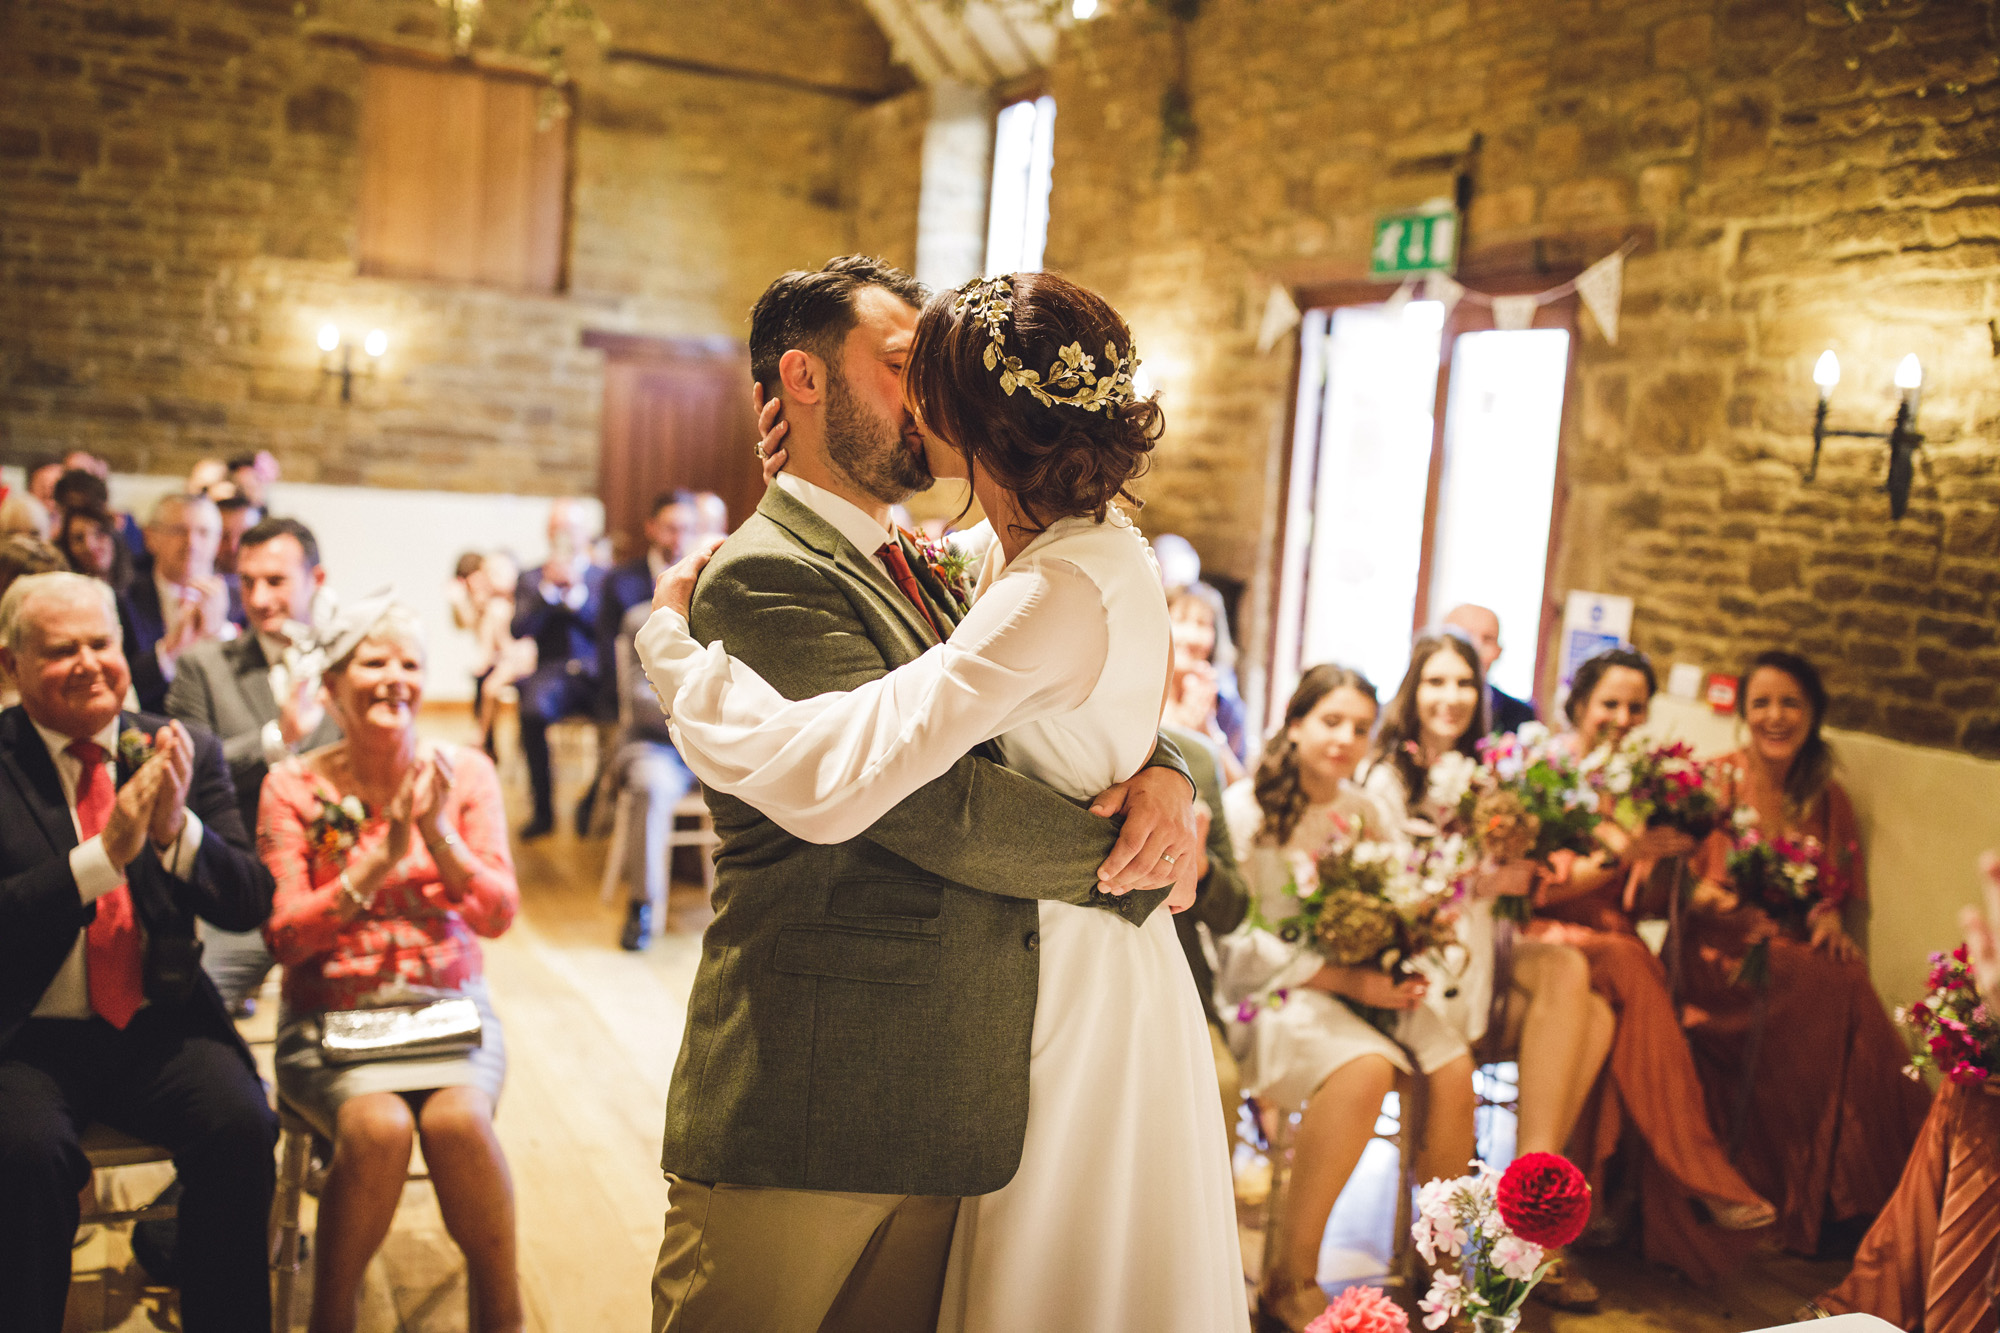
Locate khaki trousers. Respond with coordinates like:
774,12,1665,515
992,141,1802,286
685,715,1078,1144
651,1174,960,1333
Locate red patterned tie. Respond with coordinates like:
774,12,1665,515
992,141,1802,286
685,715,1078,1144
72,740,143,1028
875,542,941,640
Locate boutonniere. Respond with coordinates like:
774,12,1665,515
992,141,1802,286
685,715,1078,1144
117,728,155,774
904,528,973,607
308,787,371,861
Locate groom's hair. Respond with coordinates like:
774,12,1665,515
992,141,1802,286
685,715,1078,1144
749,256,927,400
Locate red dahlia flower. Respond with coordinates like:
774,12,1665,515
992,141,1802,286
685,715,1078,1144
1495,1152,1592,1249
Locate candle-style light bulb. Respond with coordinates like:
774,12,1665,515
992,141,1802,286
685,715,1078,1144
1071,0,1098,17
316,324,341,353
1812,349,1840,401
1894,354,1922,390
364,329,387,358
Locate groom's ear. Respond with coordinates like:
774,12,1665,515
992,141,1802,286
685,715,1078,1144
777,348,825,408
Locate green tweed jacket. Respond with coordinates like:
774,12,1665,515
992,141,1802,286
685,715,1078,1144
661,484,1182,1197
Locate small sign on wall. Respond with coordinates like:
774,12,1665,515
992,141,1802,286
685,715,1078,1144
1370,202,1461,279
1705,673,1740,715
1557,590,1635,703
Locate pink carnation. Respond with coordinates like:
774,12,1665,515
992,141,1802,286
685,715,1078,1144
1307,1284,1410,1333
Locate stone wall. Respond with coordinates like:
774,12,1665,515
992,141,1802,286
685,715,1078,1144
0,0,921,494
1043,0,2000,754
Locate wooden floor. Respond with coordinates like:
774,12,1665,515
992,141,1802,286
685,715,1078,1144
70,719,1848,1332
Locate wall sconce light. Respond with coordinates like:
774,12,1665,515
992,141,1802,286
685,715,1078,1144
1805,349,1925,519
318,324,386,403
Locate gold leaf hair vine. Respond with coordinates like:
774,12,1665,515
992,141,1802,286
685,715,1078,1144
951,275,1142,414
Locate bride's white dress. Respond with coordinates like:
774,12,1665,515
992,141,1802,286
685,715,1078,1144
638,510,1248,1333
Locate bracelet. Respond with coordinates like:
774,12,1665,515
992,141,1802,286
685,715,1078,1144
338,871,369,913
426,829,463,857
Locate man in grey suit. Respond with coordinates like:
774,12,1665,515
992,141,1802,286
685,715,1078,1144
166,517,340,1010
646,256,1201,1333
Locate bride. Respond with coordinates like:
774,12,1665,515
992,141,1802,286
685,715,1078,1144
639,271,1247,1332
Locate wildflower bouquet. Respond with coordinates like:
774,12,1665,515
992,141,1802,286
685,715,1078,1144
1412,1153,1592,1332
1471,723,1602,920
1584,737,1726,839
1899,945,2000,1086
1726,809,1846,988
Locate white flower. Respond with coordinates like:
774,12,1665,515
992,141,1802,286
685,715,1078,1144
1490,1233,1545,1281
1426,751,1478,813
340,795,366,821
1516,720,1550,751
1419,1272,1464,1330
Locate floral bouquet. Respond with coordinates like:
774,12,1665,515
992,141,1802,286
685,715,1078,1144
1583,736,1726,839
1471,723,1602,921
1254,824,1461,1033
1726,809,1844,988
1304,1284,1409,1333
1412,1153,1593,1332
1899,944,2000,1086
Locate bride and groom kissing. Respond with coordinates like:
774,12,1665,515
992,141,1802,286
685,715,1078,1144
635,256,1252,1333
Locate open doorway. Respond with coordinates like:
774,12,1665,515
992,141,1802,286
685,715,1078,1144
1266,282,1578,730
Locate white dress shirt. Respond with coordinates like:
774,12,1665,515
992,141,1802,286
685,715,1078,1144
31,716,206,1019
259,631,296,765
773,472,896,576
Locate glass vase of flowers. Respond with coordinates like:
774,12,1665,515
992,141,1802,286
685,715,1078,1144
1411,1152,1592,1331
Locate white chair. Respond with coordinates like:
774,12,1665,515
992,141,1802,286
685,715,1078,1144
77,1124,179,1226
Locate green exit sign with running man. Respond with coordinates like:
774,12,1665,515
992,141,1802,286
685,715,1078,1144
1370,206,1460,279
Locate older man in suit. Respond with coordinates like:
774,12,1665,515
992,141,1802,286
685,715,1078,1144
0,572,277,1333
167,516,340,1010
126,493,235,713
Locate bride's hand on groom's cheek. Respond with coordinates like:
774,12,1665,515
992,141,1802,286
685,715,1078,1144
752,385,789,484
653,536,728,616
1088,768,1201,896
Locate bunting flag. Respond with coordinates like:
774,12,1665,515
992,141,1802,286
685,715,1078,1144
1574,249,1625,345
1255,283,1301,354
1491,294,1540,331
1422,271,1466,319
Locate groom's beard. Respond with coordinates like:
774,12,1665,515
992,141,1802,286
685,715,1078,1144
824,367,930,506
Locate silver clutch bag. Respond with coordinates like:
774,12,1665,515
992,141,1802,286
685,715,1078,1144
319,997,483,1065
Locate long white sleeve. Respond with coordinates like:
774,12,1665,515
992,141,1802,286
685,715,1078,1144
635,557,1111,844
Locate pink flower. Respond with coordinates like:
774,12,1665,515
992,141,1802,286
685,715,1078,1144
1489,1233,1545,1282
1306,1284,1410,1333
1418,1273,1464,1331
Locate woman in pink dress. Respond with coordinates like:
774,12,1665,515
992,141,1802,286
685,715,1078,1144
1679,650,1929,1258
261,600,522,1333
1526,649,1773,1280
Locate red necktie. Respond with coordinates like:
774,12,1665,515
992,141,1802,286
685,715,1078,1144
876,542,941,640
72,740,143,1029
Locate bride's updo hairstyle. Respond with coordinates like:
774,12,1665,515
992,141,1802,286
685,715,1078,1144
902,271,1163,532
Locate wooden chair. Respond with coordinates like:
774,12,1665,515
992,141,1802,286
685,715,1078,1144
77,1124,179,1227
270,1099,475,1333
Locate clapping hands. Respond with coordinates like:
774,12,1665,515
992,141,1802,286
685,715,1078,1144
101,722,196,869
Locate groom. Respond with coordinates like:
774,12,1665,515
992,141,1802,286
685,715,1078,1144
645,255,1199,1333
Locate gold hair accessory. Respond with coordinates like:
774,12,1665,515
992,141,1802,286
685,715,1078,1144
952,275,1142,414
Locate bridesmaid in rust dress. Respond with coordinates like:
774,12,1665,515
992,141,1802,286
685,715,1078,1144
1804,852,2000,1332
1527,649,1775,1282
1679,650,1930,1258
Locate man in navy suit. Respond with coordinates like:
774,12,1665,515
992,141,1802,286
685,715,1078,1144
514,500,606,840
0,572,277,1333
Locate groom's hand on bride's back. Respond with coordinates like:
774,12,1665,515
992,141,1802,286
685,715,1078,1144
653,536,728,617
1088,767,1201,899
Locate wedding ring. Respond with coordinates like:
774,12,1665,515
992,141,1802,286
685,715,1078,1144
1160,851,1178,867
753,443,766,461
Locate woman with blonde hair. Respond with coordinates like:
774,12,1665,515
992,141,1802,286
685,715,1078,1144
260,599,523,1333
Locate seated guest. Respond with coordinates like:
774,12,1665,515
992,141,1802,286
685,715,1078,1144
213,490,263,581
167,518,340,1012
186,459,230,497
0,571,277,1333
225,451,278,510
1442,602,1537,736
512,500,604,840
1217,665,1477,1332
1159,721,1250,1155
24,456,64,512
0,490,52,540
58,453,147,564
59,504,135,595
128,492,235,713
608,601,695,950
1527,649,1773,1281
691,489,729,542
0,538,70,709
1805,852,2000,1332
260,597,521,1333
600,492,700,653
1680,650,1930,1258
1163,583,1249,775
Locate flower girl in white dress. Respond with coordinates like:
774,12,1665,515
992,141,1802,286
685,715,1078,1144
640,273,1247,1333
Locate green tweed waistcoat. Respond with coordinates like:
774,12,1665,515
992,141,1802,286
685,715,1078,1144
660,484,1179,1197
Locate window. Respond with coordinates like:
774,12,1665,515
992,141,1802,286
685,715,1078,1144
357,59,569,292
984,95,1056,276
1268,289,1576,725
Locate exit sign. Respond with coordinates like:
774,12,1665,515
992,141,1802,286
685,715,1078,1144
1370,206,1460,279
